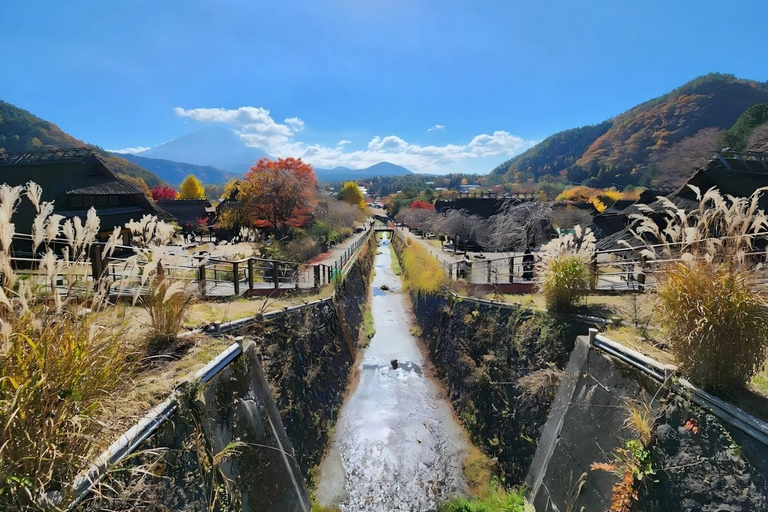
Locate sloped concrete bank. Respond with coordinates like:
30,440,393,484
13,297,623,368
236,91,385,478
526,336,768,512
390,234,767,511
81,234,376,511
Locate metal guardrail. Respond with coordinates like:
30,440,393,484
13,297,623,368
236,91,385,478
588,329,768,447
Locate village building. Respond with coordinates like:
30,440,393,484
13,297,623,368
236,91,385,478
593,150,768,250
0,148,171,253
156,199,216,232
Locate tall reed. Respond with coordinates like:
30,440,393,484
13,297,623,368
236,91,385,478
626,185,768,391
0,183,176,510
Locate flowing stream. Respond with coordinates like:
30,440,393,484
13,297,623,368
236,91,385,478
315,235,469,511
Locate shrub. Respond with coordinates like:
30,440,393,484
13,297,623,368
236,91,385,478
537,225,595,311
438,486,529,512
657,263,768,391
399,240,448,294
628,185,768,390
540,255,590,311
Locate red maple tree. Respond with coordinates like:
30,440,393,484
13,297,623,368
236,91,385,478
410,200,435,210
240,157,317,234
151,185,178,201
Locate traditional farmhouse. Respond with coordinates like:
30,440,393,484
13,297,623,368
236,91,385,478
156,199,216,232
0,148,171,248
594,150,768,250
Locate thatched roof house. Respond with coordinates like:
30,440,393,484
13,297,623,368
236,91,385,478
157,199,216,231
594,150,768,250
0,148,171,237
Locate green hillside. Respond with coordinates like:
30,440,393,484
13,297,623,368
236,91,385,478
491,73,768,187
720,103,768,151
0,101,164,188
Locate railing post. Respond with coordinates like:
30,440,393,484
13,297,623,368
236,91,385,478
486,260,492,283
198,263,206,295
590,253,598,291
273,261,280,289
248,258,254,291
314,265,320,289
232,261,240,295
90,243,104,283
509,256,515,283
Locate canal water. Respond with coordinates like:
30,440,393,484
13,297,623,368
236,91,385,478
315,235,469,511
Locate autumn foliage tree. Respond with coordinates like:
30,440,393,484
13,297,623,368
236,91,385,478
178,174,205,200
151,185,178,201
410,199,435,210
338,181,366,210
240,157,317,235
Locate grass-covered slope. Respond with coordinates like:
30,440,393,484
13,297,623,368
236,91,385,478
0,100,164,187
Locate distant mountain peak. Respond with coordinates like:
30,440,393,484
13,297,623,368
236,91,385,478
314,161,413,181
137,127,271,173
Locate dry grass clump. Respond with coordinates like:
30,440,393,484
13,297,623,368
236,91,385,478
122,217,191,349
0,183,184,510
627,185,768,391
0,182,149,510
399,239,448,294
658,263,768,391
537,225,595,311
144,278,191,346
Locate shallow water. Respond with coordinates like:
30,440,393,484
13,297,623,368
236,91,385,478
315,237,468,511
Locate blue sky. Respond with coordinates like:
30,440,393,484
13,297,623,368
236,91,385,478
2,0,767,174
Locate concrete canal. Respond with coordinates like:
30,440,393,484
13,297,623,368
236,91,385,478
315,234,469,511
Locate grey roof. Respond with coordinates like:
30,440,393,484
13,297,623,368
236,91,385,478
0,148,172,233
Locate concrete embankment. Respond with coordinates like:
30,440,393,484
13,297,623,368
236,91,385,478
391,231,767,511
81,233,377,512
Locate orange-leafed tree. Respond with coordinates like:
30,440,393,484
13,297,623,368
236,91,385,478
240,157,317,235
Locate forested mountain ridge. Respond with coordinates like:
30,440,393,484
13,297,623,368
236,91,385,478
0,100,164,187
491,73,768,187
115,152,237,186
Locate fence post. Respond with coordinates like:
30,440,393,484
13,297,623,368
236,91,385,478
232,261,240,295
590,253,598,291
273,261,280,289
248,258,254,291
198,263,206,296
509,256,515,283
486,260,492,283
314,265,320,289
90,243,104,283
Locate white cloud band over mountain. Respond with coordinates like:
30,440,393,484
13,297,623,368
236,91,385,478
172,106,533,173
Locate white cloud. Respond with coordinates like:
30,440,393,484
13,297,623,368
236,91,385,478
427,124,445,132
284,117,305,131
368,135,409,152
173,105,534,172
109,146,152,154
468,131,528,157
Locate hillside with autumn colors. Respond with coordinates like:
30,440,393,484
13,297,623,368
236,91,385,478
0,100,164,187
490,73,768,188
